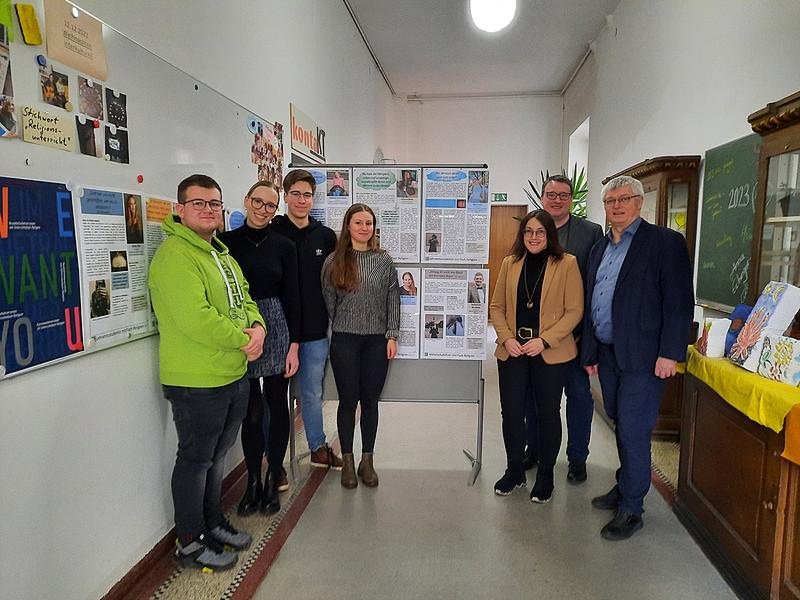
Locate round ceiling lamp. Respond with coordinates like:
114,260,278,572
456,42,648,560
470,0,516,33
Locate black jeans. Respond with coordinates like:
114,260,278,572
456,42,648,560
497,355,567,475
329,332,389,454
164,377,248,541
241,375,290,480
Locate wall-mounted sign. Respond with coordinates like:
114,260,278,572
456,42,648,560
290,103,325,163
492,192,507,202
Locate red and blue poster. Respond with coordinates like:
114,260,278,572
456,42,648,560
0,176,83,377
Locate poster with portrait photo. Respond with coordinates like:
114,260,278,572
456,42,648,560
105,87,127,128
420,268,487,360
288,167,351,233
78,76,103,119
396,268,420,359
353,167,421,263
422,168,490,264
105,125,129,163
75,187,153,347
39,66,70,110
75,116,102,157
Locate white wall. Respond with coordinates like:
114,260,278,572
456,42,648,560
390,95,563,205
573,0,800,226
0,2,391,600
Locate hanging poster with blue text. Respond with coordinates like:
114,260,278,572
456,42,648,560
0,176,82,377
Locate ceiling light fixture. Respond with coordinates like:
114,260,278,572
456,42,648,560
470,0,516,33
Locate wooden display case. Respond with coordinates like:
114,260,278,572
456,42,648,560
602,155,701,258
748,91,800,304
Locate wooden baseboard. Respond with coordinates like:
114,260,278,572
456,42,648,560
101,461,248,600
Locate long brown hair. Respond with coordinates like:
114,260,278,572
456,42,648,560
329,203,380,292
510,210,565,262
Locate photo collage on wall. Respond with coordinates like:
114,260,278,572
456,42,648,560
74,75,129,163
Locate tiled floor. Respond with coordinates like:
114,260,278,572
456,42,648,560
253,355,736,599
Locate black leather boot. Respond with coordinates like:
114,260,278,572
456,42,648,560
237,474,262,516
260,473,281,515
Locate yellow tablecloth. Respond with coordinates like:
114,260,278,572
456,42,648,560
686,346,800,465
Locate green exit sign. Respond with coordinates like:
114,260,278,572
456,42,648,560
492,193,507,203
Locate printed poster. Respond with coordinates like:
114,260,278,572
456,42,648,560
396,267,420,359
287,167,351,234
422,168,490,263
0,37,17,138
0,176,82,376
44,0,108,81
75,187,151,346
353,167,421,262
420,268,488,361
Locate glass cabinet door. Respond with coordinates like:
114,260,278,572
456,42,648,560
641,188,658,224
758,151,800,290
666,182,689,236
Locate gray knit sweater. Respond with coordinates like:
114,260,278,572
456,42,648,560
321,250,401,339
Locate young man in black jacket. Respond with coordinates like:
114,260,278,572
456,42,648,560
271,169,342,469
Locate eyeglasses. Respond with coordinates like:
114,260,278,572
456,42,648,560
602,194,640,206
249,198,279,212
544,191,572,201
523,228,547,239
180,199,224,212
287,190,314,200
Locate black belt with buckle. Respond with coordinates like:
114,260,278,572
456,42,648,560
517,327,537,340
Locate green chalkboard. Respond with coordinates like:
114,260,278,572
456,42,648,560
696,134,762,311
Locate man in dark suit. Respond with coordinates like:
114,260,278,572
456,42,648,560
582,175,693,541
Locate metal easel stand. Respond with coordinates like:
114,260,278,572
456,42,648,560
462,373,485,486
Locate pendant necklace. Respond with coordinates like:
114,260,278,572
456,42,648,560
523,254,547,310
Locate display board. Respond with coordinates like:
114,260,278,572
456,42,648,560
0,0,282,377
696,134,762,311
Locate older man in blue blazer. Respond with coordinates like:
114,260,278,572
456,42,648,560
582,175,694,541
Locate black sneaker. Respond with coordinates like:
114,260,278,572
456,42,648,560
601,511,643,541
567,461,587,484
493,469,526,496
175,532,238,571
209,518,252,551
591,485,622,510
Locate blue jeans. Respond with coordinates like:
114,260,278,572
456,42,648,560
163,377,249,540
597,344,665,516
297,337,329,452
525,356,593,463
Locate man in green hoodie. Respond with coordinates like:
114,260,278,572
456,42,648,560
149,174,265,572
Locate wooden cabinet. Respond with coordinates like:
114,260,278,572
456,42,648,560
678,372,800,600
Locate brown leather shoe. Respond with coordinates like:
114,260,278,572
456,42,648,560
357,452,379,487
341,454,358,489
310,444,344,471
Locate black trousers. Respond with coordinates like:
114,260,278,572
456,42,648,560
241,375,290,479
329,332,389,454
497,355,567,475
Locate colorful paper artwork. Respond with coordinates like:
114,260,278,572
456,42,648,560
696,318,730,358
757,335,800,387
724,303,753,356
729,281,800,372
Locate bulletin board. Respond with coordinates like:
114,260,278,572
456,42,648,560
0,0,283,378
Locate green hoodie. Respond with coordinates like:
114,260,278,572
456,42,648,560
149,214,263,387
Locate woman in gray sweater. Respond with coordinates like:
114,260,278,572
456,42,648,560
322,203,400,489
